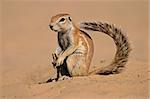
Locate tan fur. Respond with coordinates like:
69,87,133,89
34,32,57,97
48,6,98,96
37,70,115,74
49,13,131,78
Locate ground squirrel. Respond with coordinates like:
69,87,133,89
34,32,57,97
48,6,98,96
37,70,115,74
45,13,131,82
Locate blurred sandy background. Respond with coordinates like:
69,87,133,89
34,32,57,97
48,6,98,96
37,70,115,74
0,0,149,99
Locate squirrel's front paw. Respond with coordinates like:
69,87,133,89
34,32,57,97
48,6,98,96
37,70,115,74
51,53,58,68
56,56,65,67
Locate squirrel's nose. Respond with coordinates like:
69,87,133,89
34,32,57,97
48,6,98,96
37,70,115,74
49,25,53,30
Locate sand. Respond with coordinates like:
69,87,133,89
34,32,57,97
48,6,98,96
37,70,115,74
0,0,149,99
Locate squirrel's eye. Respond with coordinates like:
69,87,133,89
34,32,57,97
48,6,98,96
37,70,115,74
59,18,65,22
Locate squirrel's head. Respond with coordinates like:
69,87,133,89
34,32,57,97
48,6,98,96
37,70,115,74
49,13,73,33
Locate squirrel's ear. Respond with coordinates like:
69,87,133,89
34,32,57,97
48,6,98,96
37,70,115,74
68,17,72,21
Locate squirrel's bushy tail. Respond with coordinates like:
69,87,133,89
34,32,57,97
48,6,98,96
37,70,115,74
80,22,131,75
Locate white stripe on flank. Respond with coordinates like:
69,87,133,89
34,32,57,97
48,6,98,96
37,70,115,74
80,33,90,59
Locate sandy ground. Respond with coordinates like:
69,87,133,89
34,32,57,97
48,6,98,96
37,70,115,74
0,0,149,99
